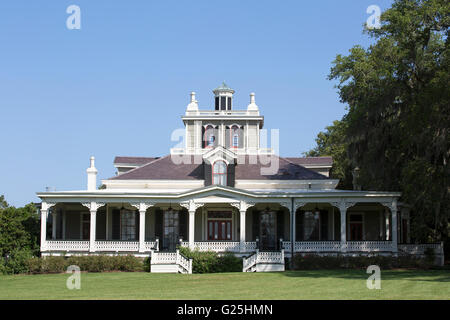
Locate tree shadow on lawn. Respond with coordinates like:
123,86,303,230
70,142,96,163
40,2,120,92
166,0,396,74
282,269,450,282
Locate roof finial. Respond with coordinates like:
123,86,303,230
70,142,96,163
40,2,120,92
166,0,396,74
247,92,259,113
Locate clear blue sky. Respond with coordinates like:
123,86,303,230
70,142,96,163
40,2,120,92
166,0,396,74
0,0,394,206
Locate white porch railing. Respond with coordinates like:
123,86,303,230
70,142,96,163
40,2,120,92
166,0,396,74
46,240,159,252
151,251,177,264
144,241,158,252
243,252,258,272
294,241,341,252
177,251,193,274
242,242,257,252
398,243,442,255
46,240,89,251
151,250,192,274
96,241,139,252
190,242,241,252
180,241,257,253
346,241,393,252
257,250,285,264
243,250,285,272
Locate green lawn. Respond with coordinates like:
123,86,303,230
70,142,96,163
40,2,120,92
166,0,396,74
0,270,448,300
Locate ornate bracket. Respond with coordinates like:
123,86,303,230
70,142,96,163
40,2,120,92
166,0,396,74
294,201,308,212
330,200,356,212
180,199,205,212
81,202,106,211
129,202,156,212
381,200,398,213
277,201,291,210
230,200,256,212
41,202,57,211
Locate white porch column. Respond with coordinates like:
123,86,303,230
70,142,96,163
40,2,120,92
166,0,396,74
292,207,296,243
337,201,354,252
89,209,97,252
340,206,346,250
189,210,195,249
139,209,146,252
293,201,308,254
51,209,57,240
130,202,154,252
385,209,390,240
231,200,255,252
180,200,204,250
82,201,104,253
240,209,246,248
40,208,48,252
391,200,398,253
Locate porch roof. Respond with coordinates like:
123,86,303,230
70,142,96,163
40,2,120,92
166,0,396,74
37,184,401,202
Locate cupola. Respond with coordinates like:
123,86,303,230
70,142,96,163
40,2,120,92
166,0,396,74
213,82,235,111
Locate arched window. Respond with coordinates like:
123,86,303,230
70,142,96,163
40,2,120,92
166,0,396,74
204,125,216,148
230,125,240,148
212,161,227,186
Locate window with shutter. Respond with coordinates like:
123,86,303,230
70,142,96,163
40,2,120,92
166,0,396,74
212,161,227,186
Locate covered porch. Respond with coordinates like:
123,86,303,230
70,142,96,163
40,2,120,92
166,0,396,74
38,187,433,257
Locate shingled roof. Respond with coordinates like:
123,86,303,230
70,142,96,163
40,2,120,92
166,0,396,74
109,155,329,180
284,156,332,166
234,156,328,180
114,156,159,165
110,156,204,180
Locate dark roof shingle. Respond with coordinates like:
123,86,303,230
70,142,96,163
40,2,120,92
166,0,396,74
285,156,332,166
114,156,158,165
110,156,204,180
109,155,328,180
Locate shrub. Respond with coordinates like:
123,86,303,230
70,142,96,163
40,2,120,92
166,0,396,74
23,254,144,274
292,253,434,270
40,256,67,273
216,252,242,273
1,249,33,274
178,246,242,273
26,257,43,274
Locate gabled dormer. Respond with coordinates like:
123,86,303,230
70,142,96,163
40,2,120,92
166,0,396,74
202,146,237,188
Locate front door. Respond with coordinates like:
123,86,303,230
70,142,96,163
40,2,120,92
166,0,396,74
208,220,232,241
260,211,277,250
207,211,232,241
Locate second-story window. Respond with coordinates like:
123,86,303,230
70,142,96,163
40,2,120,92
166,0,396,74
204,125,216,148
212,161,227,186
208,135,215,147
233,134,239,148
229,125,240,148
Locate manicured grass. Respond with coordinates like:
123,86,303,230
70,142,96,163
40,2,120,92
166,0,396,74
0,270,448,300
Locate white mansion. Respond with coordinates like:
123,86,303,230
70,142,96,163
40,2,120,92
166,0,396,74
37,83,443,272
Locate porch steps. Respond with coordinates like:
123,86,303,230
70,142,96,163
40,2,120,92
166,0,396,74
150,250,193,274
243,250,285,272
